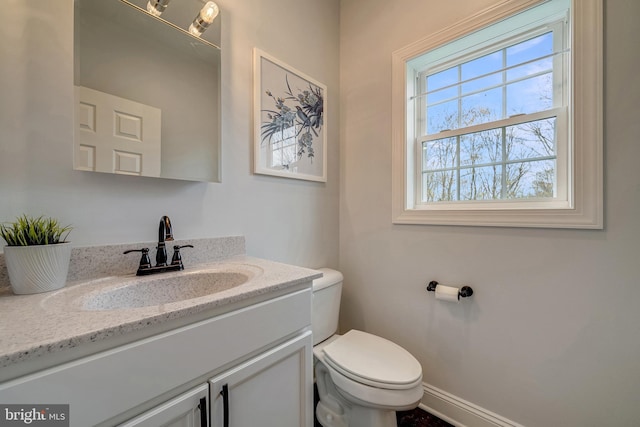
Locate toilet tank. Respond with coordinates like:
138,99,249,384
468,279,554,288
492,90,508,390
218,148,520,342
312,268,343,345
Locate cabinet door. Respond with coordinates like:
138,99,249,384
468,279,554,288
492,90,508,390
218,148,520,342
209,331,313,427
119,384,209,427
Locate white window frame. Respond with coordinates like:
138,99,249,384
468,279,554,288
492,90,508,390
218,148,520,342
391,0,603,228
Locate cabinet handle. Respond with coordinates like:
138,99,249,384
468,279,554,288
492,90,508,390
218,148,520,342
221,384,229,427
198,397,207,427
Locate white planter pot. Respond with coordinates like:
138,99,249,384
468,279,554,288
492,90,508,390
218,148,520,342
3,243,72,295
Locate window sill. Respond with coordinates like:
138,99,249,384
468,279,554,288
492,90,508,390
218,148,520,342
393,206,602,229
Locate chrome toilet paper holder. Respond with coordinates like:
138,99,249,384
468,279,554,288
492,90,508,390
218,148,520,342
426,281,474,298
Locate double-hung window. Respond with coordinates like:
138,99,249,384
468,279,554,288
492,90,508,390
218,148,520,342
418,18,567,204
392,0,602,228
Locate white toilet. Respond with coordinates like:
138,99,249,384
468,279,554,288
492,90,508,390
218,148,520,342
312,268,423,427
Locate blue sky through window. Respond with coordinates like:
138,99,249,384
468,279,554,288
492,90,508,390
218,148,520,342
425,32,554,135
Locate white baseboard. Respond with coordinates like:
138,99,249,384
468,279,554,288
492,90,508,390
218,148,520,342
420,383,526,427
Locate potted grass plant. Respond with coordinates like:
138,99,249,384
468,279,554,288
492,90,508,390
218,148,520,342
1,215,72,295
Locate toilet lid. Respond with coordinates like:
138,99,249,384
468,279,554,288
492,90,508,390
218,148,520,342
322,330,422,389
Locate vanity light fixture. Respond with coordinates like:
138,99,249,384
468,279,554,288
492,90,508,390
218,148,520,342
146,0,171,16
188,1,219,37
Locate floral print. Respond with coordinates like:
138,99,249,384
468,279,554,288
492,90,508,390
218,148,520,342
261,75,324,165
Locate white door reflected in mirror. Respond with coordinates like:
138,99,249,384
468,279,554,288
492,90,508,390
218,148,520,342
75,86,162,177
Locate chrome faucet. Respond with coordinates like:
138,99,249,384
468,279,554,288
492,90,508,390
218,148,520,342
123,215,193,276
156,215,174,267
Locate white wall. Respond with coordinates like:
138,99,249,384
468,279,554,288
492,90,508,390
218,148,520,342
0,0,340,269
339,1,640,426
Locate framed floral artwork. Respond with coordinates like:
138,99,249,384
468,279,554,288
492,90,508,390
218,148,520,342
253,48,327,182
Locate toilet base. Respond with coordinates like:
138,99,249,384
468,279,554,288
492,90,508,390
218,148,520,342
316,399,349,427
316,399,398,427
350,406,398,427
315,357,405,427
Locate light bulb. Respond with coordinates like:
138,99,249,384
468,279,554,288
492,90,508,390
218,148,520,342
146,0,171,17
201,2,219,23
188,1,219,37
188,24,202,37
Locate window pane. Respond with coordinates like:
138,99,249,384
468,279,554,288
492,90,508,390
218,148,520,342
460,165,502,200
423,170,458,202
423,137,456,170
506,118,556,161
427,67,458,91
505,159,556,198
460,129,502,166
461,71,502,96
506,73,553,115
506,32,553,67
427,85,458,104
460,87,502,124
507,57,553,81
427,100,459,134
461,51,502,82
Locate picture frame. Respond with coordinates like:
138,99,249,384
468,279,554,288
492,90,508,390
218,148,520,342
253,48,327,182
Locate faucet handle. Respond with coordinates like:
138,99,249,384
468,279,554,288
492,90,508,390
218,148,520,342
171,245,194,267
124,248,152,270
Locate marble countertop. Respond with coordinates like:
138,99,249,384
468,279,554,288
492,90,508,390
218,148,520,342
0,255,321,373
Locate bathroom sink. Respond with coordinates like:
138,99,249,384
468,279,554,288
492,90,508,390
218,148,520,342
80,270,250,310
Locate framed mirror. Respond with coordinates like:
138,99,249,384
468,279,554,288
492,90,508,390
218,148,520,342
73,0,221,182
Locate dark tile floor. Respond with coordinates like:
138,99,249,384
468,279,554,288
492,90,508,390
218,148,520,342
314,407,452,427
396,407,454,427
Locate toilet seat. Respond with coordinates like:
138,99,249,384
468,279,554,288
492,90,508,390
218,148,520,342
322,330,422,390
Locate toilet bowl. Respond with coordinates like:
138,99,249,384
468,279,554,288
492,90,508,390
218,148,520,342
312,269,423,427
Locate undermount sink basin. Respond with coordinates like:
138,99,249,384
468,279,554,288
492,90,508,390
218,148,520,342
81,270,250,310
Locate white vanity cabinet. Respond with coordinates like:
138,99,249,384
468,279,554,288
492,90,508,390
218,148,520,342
0,287,313,427
209,331,313,427
120,332,313,427
119,384,209,427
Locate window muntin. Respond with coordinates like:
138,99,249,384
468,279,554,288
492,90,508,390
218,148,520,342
416,23,568,205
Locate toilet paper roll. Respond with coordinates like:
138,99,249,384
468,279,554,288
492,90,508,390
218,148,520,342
435,285,459,303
